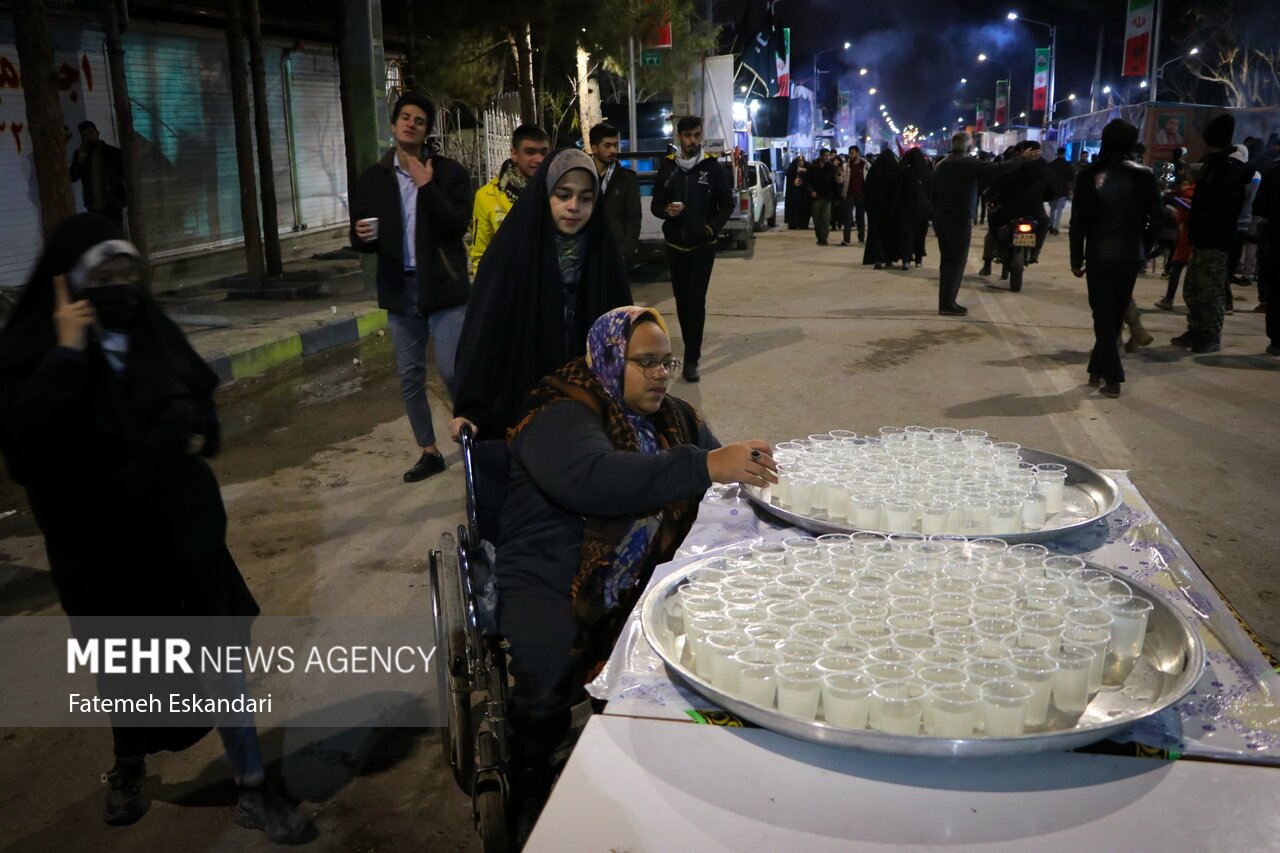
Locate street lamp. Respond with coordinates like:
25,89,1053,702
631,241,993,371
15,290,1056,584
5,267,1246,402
960,78,968,85
813,42,853,134
1008,11,1057,124
1151,47,1200,101
1052,93,1076,114
868,87,876,95
859,68,868,76
978,53,1014,125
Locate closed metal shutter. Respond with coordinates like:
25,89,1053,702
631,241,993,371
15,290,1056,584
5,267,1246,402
285,47,347,230
0,21,116,288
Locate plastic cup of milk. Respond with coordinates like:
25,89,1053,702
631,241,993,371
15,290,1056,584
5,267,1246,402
775,663,823,719
1110,596,1155,658
980,678,1035,737
821,672,873,728
1050,644,1096,716
928,685,981,737
734,648,782,707
1008,652,1059,726
870,681,926,735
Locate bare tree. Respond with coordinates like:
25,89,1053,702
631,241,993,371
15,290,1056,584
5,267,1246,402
1180,2,1280,108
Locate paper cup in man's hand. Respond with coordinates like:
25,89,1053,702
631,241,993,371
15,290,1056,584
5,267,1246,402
357,217,379,241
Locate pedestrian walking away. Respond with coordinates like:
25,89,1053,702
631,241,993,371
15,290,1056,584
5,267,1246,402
1174,113,1251,353
590,122,642,261
470,124,550,275
1047,146,1074,234
1069,119,1163,397
1253,154,1280,354
452,148,632,443
650,115,734,383
892,148,933,270
843,145,870,245
0,214,307,843
350,92,473,482
928,132,1022,315
862,147,901,269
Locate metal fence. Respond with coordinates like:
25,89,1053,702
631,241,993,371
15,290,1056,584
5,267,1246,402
482,106,521,184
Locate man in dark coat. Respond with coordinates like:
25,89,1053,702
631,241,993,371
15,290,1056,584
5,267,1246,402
929,132,1023,315
350,92,472,482
1047,146,1074,234
1255,160,1280,355
69,121,126,224
1173,113,1252,353
1069,120,1163,397
983,140,1053,274
650,115,734,382
589,122,642,260
806,149,839,245
862,148,901,269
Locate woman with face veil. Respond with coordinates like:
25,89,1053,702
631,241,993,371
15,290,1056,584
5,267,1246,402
451,148,633,445
892,148,934,270
0,214,305,842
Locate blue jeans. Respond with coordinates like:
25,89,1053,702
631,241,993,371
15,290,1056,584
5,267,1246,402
388,277,465,448
1050,196,1068,231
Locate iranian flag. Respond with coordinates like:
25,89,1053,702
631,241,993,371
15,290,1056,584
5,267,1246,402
1123,0,1155,77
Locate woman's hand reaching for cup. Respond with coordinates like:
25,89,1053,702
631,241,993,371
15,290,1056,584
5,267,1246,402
707,440,778,488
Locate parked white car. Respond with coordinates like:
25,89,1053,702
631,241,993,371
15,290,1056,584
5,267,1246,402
747,160,777,230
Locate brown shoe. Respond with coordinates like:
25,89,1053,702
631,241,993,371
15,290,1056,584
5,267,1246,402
1099,384,1121,398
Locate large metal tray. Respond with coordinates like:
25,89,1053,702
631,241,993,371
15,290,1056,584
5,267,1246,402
742,448,1122,544
639,558,1204,758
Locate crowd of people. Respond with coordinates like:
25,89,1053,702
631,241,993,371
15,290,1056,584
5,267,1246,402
780,117,1280,391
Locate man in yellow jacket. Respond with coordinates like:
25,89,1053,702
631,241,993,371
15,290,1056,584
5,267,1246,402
469,124,550,274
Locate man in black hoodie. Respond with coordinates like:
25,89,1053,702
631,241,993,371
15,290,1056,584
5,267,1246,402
1172,113,1251,353
350,93,473,481
651,116,734,382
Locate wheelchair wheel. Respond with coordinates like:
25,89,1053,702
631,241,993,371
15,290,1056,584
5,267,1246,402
474,730,512,853
433,534,476,792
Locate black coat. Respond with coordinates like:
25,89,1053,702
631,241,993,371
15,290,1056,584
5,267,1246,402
891,150,933,262
1188,150,1251,251
349,148,473,315
1069,158,1163,268
650,154,735,249
862,151,901,264
600,164,642,259
785,158,812,227
70,142,126,211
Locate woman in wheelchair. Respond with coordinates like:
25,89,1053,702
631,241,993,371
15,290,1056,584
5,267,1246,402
496,305,777,821
451,148,633,444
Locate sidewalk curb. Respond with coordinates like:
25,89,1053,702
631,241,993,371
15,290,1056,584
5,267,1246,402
205,306,389,385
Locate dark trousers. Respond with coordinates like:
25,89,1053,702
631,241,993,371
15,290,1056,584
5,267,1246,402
843,197,866,243
667,245,716,366
1261,242,1279,345
812,199,832,244
1086,261,1142,385
935,215,973,310
1164,260,1186,302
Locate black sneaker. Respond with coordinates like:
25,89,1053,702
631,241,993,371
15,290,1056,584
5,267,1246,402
1170,332,1197,348
1191,338,1221,354
682,363,701,383
103,760,149,826
938,305,968,316
403,451,446,482
234,784,308,843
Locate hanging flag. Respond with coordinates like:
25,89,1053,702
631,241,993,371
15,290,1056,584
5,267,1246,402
1123,0,1154,77
1032,48,1050,111
995,80,1009,126
776,27,791,97
976,99,986,133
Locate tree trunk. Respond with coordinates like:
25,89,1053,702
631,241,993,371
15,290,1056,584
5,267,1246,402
224,0,265,286
245,0,282,276
510,23,536,124
336,2,360,207
12,0,76,237
100,0,149,272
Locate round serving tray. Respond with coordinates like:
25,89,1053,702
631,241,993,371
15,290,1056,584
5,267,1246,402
742,448,1122,545
639,557,1204,758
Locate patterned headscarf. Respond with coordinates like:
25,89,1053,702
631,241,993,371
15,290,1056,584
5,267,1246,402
585,306,671,455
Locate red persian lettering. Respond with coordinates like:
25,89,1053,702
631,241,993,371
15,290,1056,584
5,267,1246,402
57,63,80,102
11,122,23,153
0,57,20,89
81,54,93,91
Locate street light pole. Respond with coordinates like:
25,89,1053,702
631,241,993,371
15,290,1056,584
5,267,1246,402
1009,13,1057,125
1148,0,1162,104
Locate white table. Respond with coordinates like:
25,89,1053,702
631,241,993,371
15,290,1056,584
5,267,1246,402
527,715,1280,852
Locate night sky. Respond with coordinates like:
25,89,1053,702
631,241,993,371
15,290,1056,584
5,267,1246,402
724,0,1200,137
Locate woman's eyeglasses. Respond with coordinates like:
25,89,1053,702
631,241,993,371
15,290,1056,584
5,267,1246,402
626,355,683,379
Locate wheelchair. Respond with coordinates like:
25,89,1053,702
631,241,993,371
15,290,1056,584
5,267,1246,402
429,425,515,852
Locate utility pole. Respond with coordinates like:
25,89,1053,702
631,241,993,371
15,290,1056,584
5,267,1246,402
628,36,638,154
1148,0,1163,104
1090,19,1104,113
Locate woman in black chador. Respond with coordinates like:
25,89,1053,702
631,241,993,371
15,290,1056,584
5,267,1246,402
785,154,812,229
891,147,934,270
0,214,305,842
862,148,902,269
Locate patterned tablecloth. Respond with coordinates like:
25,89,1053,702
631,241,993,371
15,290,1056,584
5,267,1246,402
588,473,1280,765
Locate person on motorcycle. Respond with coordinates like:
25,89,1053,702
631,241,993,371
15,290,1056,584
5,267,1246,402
980,141,1053,277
